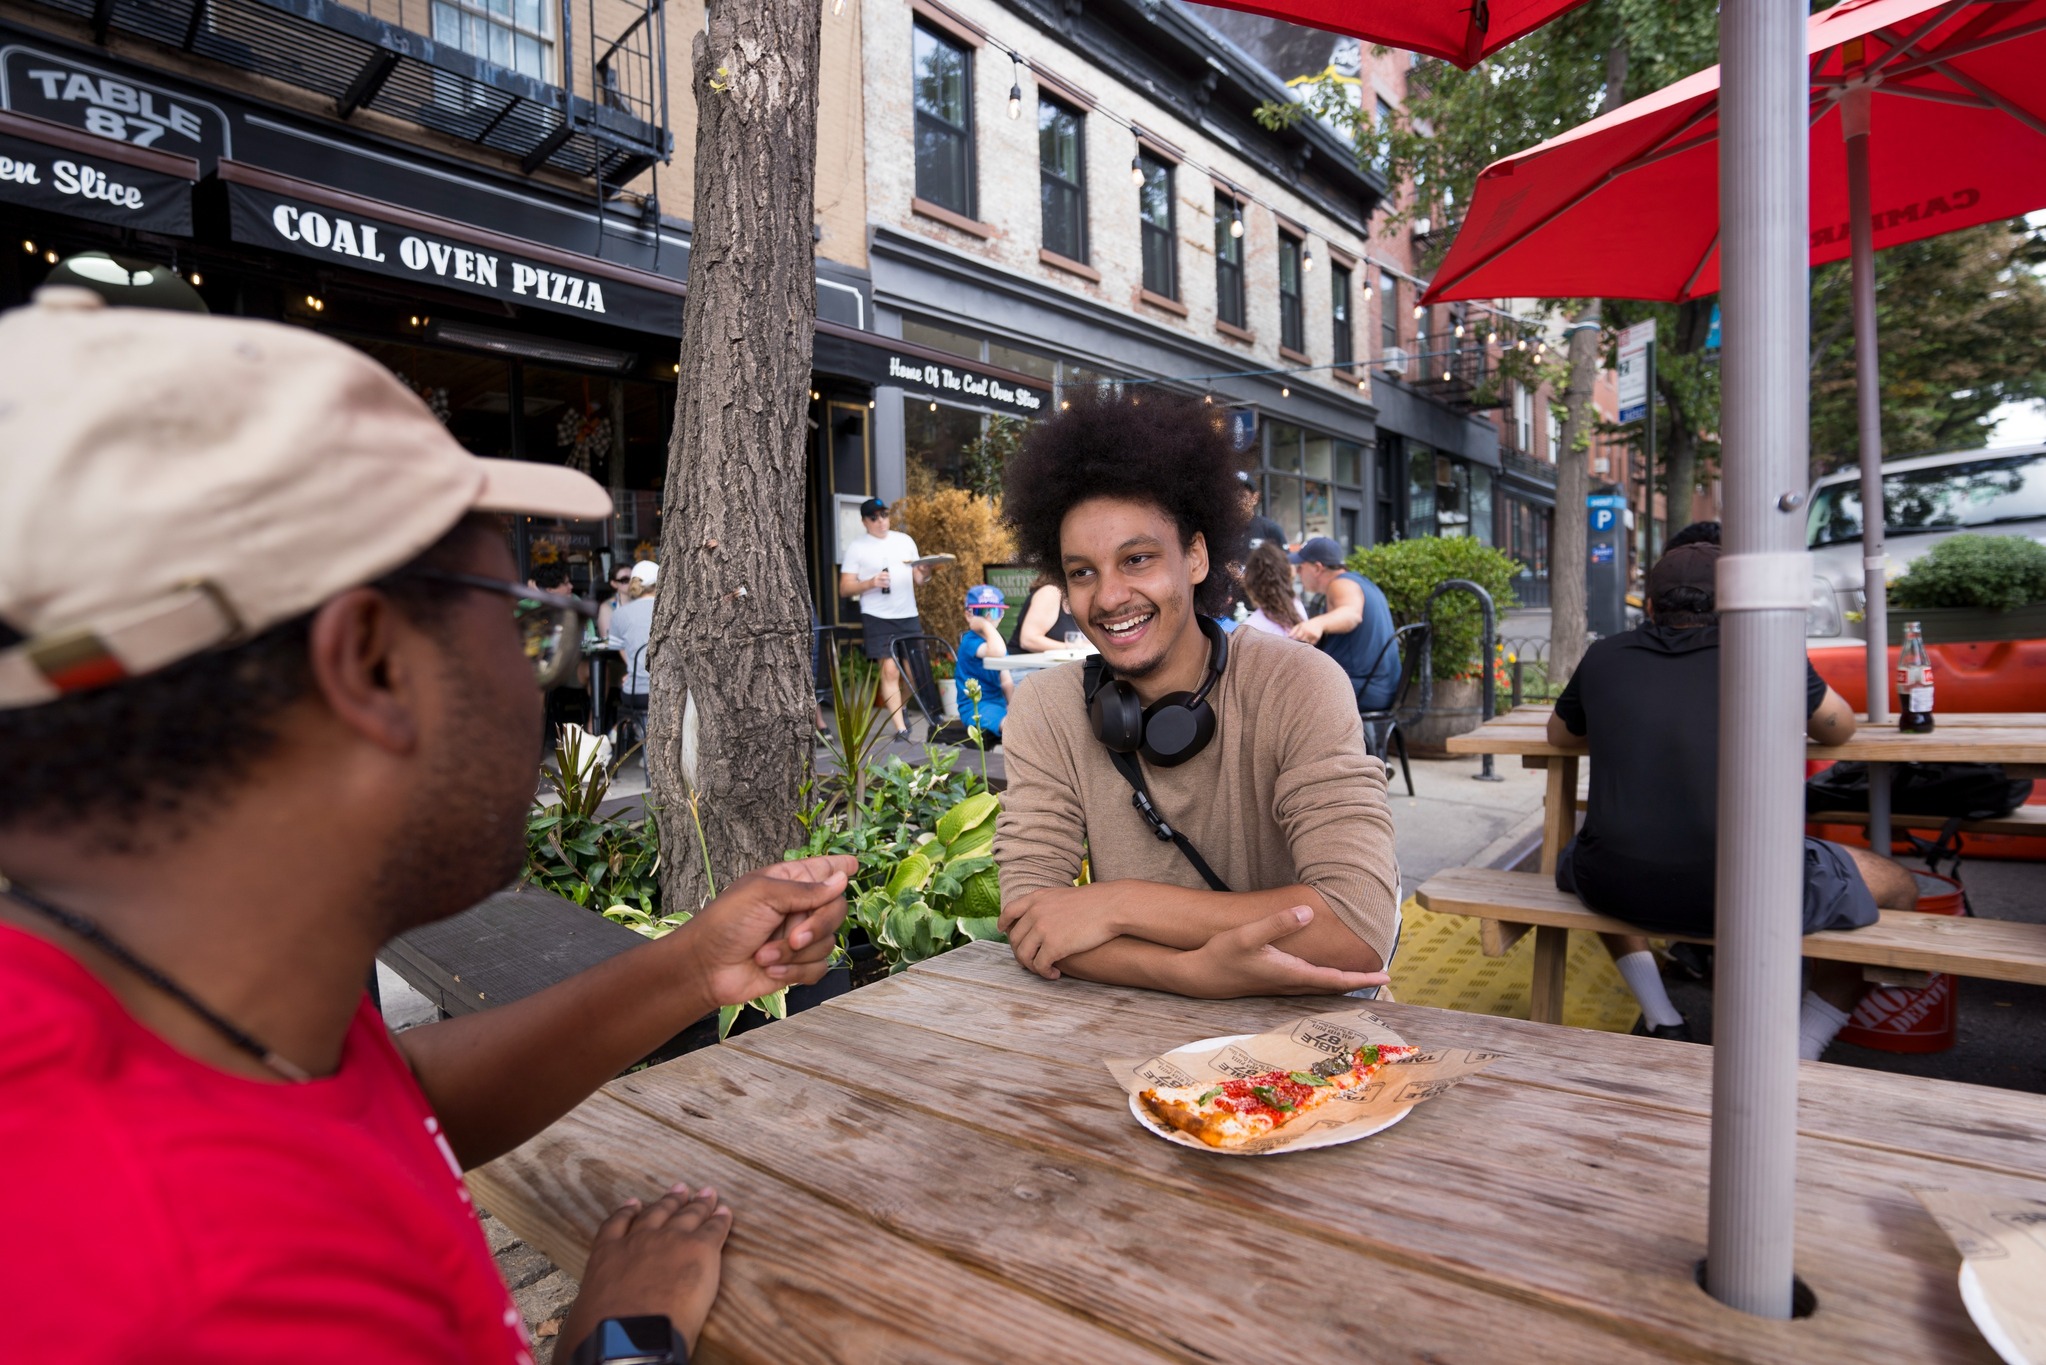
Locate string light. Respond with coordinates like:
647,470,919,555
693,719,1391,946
43,250,56,264
1454,322,1465,338
810,389,821,400
304,295,325,312
1229,203,1244,239
1363,282,1373,300
189,272,202,286
1302,241,1314,272
929,400,938,411
1280,385,1290,397
1487,331,1498,344
1130,155,1144,187
1412,304,1425,319
1008,59,1023,120
20,240,33,253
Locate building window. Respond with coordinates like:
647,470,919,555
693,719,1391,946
1214,192,1245,327
913,24,975,218
1138,152,1176,300
1380,270,1399,353
1514,382,1535,454
432,0,552,81
1373,96,1396,171
1331,263,1353,370
1278,232,1305,354
1038,98,1087,263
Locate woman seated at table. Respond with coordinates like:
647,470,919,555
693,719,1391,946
957,584,1015,739
1007,573,1081,652
1239,540,1306,637
1545,540,1918,1056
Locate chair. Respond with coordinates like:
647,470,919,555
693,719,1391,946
889,633,970,743
613,644,651,753
1360,621,1430,798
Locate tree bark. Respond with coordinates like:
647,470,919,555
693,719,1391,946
1550,301,1600,680
646,0,822,911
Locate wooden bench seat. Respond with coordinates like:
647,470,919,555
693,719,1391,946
1415,866,2046,1026
1807,805,2046,838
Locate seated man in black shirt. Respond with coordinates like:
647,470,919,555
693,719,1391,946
1549,541,1918,1056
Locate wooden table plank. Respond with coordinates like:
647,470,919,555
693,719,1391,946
713,994,2023,1363
469,1100,1174,1365
909,946,2046,1176
1449,711,2046,765
475,944,2046,1364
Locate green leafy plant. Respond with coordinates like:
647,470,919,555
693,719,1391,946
818,648,891,813
1345,538,1522,682
1889,535,2046,613
525,726,661,917
787,749,1003,973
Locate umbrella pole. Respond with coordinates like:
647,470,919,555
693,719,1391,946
1706,0,1809,1319
1845,88,1895,853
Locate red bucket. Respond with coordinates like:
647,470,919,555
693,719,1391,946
1837,871,1963,1055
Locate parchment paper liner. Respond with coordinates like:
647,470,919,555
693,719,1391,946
1917,1189,2046,1364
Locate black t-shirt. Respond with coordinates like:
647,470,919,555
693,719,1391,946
1553,623,1827,931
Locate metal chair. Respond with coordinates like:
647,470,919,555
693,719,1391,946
889,633,968,743
613,644,651,753
1360,622,1430,798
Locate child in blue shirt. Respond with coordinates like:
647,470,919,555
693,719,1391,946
956,584,1014,739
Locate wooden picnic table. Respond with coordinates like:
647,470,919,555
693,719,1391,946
1449,706,2046,873
472,940,2046,1363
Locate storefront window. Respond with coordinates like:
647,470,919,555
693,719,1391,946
350,337,515,460
1408,443,1437,536
902,317,981,360
988,341,1056,383
1471,466,1495,546
1302,480,1333,540
903,397,984,495
1303,433,1333,481
1267,472,1305,543
1335,440,1363,486
1269,421,1304,472
1436,453,1468,537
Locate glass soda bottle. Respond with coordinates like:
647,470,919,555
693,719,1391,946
1897,621,1935,733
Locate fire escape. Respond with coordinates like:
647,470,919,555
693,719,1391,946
43,0,671,184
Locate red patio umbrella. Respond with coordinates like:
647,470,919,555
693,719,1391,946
1425,0,2046,734
1188,0,1594,68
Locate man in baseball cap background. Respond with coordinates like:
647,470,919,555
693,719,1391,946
1286,536,1402,712
0,289,852,1363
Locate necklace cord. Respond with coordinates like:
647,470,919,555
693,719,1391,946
0,879,313,1083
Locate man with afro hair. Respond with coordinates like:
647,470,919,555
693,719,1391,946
993,391,1400,997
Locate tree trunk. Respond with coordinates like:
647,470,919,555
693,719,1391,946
1663,415,1698,536
1550,299,1600,680
646,0,822,911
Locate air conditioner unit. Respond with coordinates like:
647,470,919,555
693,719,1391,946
1380,346,1409,378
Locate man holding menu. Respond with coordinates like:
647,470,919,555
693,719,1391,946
993,392,1399,998
839,497,934,742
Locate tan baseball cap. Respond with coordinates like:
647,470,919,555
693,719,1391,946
0,287,613,709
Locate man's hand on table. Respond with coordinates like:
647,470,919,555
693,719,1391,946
999,884,1126,978
1167,906,1391,999
560,1183,731,1362
672,854,855,1007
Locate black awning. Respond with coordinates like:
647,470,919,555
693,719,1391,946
220,160,683,335
0,109,196,234
812,320,1051,419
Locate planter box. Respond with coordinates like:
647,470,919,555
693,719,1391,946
1895,602,2046,646
1405,676,1487,756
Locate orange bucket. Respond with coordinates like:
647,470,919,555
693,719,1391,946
1836,870,1963,1054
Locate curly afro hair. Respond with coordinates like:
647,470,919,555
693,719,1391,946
1002,388,1249,616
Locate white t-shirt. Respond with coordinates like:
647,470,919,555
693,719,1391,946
609,596,656,693
841,529,921,620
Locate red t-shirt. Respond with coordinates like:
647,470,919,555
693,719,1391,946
0,924,535,1363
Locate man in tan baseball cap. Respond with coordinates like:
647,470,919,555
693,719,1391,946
0,288,852,1364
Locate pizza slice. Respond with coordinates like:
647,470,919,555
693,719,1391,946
1137,1043,1420,1149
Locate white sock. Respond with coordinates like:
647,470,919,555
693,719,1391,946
1799,991,1852,1062
1615,951,1684,1028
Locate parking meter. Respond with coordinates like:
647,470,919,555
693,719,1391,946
1587,494,1628,637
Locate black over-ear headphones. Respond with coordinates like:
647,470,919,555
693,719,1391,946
1083,614,1230,768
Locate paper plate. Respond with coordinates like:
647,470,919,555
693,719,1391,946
1961,1263,2038,1365
1127,1032,1415,1157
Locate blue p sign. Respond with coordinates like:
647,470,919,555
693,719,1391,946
1591,507,1618,532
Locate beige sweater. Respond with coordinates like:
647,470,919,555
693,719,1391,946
995,626,1400,961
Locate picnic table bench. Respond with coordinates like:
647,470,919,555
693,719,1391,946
471,939,2046,1363
1432,707,2046,1023
1417,865,2046,1022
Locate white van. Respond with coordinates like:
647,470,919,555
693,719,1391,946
1805,445,2046,643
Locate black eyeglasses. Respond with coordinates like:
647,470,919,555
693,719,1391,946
396,569,596,689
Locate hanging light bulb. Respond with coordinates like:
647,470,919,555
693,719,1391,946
1302,241,1315,272
189,271,203,286
1516,338,1527,351
1454,322,1465,338
1356,379,1367,393
1202,393,1214,404
1229,203,1244,239
1007,60,1023,120
1363,282,1373,301
1281,386,1290,398
929,400,939,411
1412,304,1425,320
43,250,56,264
1487,330,1498,345
1131,155,1145,187
1443,369,1453,382
20,239,33,254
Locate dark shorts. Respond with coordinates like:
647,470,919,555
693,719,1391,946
1556,835,1879,937
859,613,921,662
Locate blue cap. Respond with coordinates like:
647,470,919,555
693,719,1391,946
859,497,888,519
1288,536,1345,568
965,584,1006,610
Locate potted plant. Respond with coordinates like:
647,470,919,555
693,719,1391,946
1887,535,2046,644
1344,536,1522,753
